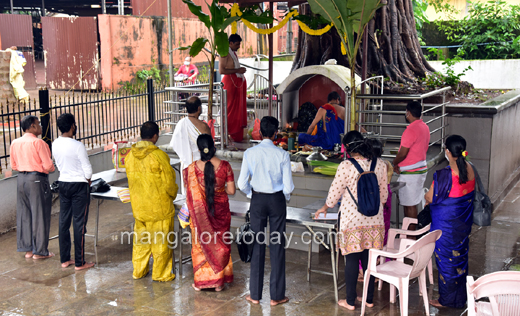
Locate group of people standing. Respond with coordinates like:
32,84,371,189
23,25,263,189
11,113,95,270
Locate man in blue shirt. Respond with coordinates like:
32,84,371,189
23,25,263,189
238,116,294,306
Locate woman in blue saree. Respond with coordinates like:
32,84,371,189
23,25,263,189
425,135,475,309
298,91,345,150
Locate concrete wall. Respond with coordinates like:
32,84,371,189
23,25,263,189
428,60,520,90
0,50,15,103
98,15,268,91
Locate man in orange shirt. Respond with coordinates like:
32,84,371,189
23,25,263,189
10,115,55,259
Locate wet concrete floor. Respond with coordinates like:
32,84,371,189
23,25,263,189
1,183,519,315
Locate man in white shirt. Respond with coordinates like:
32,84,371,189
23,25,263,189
52,113,94,271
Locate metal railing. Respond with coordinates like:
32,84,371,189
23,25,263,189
251,74,281,123
356,86,451,158
0,79,170,175
164,83,227,150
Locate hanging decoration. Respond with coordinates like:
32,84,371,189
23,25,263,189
231,4,332,37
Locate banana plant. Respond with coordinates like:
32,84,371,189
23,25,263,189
307,0,385,130
180,0,240,120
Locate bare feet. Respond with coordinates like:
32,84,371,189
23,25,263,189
270,297,289,306
24,251,33,258
338,299,355,311
358,269,364,282
245,295,260,304
357,296,374,308
192,284,201,291
61,260,75,268
75,262,95,271
429,299,444,308
33,252,55,259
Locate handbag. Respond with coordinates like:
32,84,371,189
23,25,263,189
90,178,111,193
417,205,432,229
236,210,255,263
470,162,493,226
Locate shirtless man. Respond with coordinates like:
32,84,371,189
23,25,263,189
170,96,211,171
219,34,247,142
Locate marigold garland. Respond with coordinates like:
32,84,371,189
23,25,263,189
231,4,331,37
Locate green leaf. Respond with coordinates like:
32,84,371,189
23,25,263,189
241,10,275,24
208,0,224,32
176,46,191,51
182,0,210,29
221,16,241,32
189,38,208,57
215,31,229,57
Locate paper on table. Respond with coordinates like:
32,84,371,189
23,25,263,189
313,213,339,220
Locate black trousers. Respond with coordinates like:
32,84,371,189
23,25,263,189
58,182,90,267
16,173,52,256
344,249,376,305
249,191,286,301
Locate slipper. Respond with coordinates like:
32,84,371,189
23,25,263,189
192,284,201,291
32,252,55,260
270,297,289,306
245,295,260,304
215,285,224,292
75,262,95,271
429,299,444,308
24,252,33,259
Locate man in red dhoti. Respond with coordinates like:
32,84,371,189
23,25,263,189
219,34,247,142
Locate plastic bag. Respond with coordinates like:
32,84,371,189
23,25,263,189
251,118,262,140
112,141,131,172
178,203,190,229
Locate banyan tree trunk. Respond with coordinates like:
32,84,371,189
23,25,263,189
292,1,436,83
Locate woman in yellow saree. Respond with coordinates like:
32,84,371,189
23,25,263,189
184,134,235,291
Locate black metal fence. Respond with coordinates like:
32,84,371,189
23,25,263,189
0,79,170,175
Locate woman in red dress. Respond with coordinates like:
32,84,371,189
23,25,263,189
184,134,235,291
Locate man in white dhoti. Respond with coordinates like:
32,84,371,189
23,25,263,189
170,96,211,170
392,101,430,229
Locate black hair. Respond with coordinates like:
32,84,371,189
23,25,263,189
369,138,383,158
185,96,201,114
197,134,216,216
21,115,38,132
260,116,279,138
229,34,242,43
327,91,341,103
342,130,373,160
141,121,159,140
57,113,75,134
446,135,469,184
406,100,422,118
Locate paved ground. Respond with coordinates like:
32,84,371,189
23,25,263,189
0,181,519,316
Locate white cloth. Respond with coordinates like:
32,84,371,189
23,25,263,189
170,117,201,170
8,49,29,101
397,173,428,206
52,136,92,183
229,47,244,79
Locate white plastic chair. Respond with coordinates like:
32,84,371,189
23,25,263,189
467,271,520,316
361,230,442,316
378,217,434,291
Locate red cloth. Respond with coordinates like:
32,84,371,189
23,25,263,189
321,103,338,120
175,64,199,84
183,160,235,275
448,173,475,198
222,74,247,142
399,119,430,167
10,133,55,174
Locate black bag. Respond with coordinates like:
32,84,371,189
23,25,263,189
417,205,432,229
345,158,381,217
90,178,111,193
50,181,59,193
470,163,492,226
236,211,255,263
